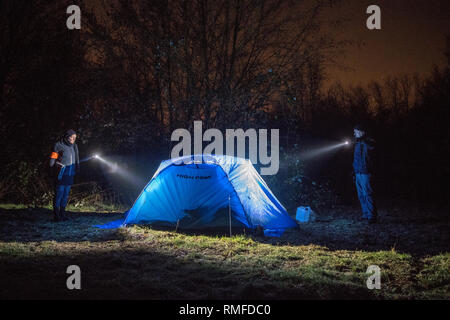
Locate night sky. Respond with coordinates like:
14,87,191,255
323,0,449,87
86,0,449,88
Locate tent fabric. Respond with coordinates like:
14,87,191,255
94,218,125,229
125,155,297,233
96,155,297,236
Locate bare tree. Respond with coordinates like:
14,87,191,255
83,0,343,135
0,1,81,153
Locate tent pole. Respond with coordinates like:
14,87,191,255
228,195,232,237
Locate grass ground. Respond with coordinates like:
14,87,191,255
0,203,448,299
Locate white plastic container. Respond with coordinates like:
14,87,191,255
295,206,315,223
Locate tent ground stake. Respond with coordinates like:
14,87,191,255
228,195,232,237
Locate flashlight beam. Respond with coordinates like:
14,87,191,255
95,155,146,186
297,141,349,161
79,154,100,163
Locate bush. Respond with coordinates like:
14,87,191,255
0,160,126,211
68,182,125,211
0,161,53,205
264,146,339,214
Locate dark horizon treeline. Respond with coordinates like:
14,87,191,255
0,0,448,207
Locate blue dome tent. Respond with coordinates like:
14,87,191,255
98,155,297,236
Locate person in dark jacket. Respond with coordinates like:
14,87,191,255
353,124,377,223
49,129,80,222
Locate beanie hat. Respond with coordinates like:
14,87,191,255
353,123,366,132
65,129,76,137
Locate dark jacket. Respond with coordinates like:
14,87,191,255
353,137,375,174
49,139,79,184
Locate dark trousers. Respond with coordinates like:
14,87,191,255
355,173,377,219
54,184,72,209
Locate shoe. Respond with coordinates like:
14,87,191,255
60,207,69,221
53,207,61,222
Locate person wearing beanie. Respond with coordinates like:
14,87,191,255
49,129,80,222
352,123,377,224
